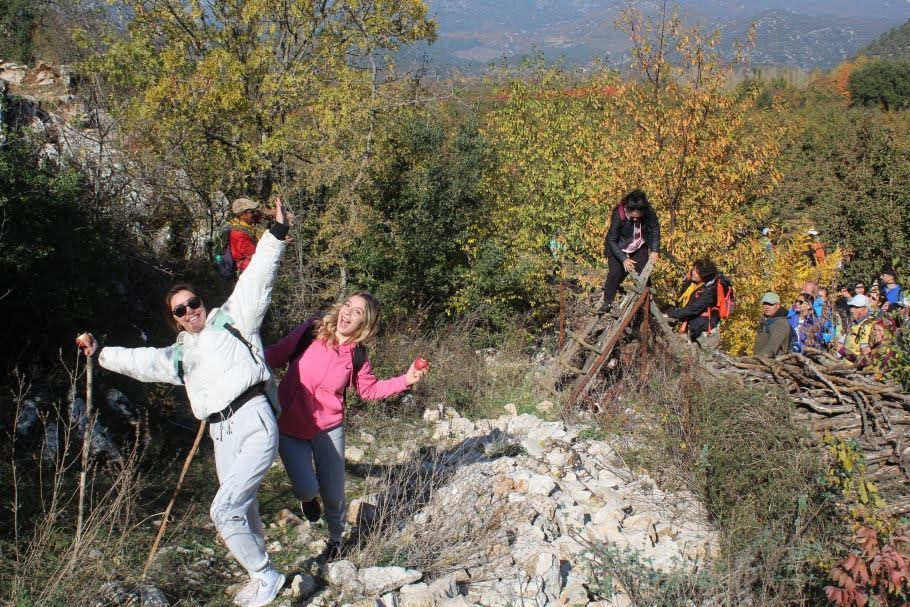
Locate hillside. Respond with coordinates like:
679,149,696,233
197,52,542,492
421,0,907,68
719,9,892,69
863,17,910,57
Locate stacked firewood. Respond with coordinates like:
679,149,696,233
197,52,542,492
709,349,910,514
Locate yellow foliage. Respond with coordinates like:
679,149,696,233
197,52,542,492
83,0,436,293
722,234,841,354
475,6,831,350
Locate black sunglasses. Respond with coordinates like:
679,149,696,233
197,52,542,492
172,296,202,318
795,300,807,305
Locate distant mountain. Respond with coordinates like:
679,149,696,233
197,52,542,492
420,0,910,69
862,18,910,58
719,10,894,69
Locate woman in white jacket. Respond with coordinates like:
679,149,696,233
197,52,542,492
76,199,291,607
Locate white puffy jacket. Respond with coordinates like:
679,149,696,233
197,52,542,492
99,231,286,420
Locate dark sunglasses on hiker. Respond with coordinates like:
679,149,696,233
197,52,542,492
172,297,202,318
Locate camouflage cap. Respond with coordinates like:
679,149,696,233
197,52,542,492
231,197,259,215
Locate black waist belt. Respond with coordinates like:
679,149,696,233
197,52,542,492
209,382,266,423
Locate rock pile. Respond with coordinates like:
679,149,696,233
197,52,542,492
311,405,718,607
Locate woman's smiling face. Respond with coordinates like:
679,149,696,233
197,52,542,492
169,289,207,333
336,295,367,340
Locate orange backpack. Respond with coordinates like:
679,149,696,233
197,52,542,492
715,278,736,319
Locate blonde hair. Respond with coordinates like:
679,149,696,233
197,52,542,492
316,291,381,345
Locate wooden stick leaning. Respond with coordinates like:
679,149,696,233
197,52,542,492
142,418,207,578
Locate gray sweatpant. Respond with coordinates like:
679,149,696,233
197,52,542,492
209,397,278,577
278,426,346,542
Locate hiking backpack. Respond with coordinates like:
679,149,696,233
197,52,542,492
211,227,236,280
715,276,736,320
698,275,736,335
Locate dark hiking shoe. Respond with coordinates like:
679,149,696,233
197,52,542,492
597,300,622,318
326,540,344,561
300,498,322,523
318,540,345,563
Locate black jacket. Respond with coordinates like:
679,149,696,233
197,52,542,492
668,275,730,340
604,204,661,261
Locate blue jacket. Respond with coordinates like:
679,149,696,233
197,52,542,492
884,284,903,306
788,311,818,353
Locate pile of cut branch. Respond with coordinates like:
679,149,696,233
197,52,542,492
710,349,910,514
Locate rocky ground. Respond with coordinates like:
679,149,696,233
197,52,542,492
92,400,717,607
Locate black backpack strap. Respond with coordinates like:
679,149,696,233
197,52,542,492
352,344,367,375
223,323,278,413
177,361,185,385
224,323,257,363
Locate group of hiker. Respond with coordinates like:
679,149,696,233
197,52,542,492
66,188,903,606
754,275,903,375
600,190,903,376
599,190,733,349
75,198,428,607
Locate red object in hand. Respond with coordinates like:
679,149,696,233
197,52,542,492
414,357,429,371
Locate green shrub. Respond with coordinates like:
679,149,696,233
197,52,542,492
605,351,846,604
848,59,910,110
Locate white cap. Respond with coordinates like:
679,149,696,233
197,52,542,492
848,294,870,307
807,228,818,236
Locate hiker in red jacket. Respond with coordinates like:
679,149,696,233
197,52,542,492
230,198,263,273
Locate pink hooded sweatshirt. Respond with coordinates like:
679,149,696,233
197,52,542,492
265,321,409,440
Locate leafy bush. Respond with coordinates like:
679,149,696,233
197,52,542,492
349,111,493,323
607,349,845,604
848,59,910,111
0,0,37,62
826,526,910,607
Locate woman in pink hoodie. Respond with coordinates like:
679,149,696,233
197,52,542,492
265,291,426,556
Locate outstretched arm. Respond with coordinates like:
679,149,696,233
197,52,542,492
355,357,427,401
668,286,714,321
222,198,291,333
77,333,182,385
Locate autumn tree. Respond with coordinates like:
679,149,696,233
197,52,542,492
470,2,839,352
83,0,435,294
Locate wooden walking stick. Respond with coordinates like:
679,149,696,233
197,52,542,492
142,419,207,577
75,350,94,549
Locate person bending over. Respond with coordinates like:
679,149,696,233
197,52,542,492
599,189,660,314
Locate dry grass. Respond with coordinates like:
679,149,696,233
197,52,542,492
364,311,537,420
583,342,844,606
2,364,153,607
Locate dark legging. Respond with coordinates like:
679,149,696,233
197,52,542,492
603,246,650,305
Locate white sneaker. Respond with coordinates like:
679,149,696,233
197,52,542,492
245,567,286,607
233,578,258,606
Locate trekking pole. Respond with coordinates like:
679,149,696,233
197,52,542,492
142,418,207,578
